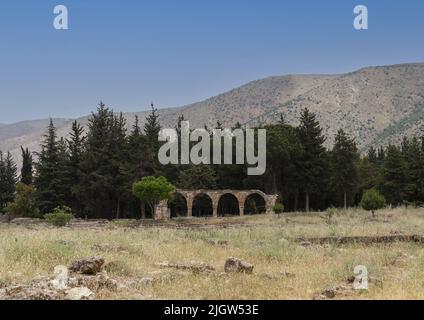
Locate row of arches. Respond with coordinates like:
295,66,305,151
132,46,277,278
169,192,267,218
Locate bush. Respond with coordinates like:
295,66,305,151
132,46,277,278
5,183,39,218
273,203,284,214
44,206,74,227
361,189,386,216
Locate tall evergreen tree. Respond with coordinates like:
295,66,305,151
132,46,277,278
0,152,17,211
79,103,128,218
66,121,85,215
381,145,407,205
35,119,62,213
20,147,33,185
331,129,359,209
296,108,326,212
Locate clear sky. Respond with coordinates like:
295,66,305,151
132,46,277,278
0,0,423,123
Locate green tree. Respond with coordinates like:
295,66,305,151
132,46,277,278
0,151,18,211
5,183,39,218
361,188,386,216
330,129,359,209
143,103,161,175
34,119,62,213
20,147,33,185
177,164,217,189
66,120,85,215
401,137,424,204
132,176,175,217
296,108,326,212
381,145,407,205
79,103,126,218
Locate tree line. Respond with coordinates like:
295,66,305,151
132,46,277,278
0,102,423,219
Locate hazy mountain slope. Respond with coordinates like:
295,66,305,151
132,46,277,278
1,63,424,167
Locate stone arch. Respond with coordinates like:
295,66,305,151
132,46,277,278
218,193,240,216
192,193,213,217
169,192,188,218
244,192,267,215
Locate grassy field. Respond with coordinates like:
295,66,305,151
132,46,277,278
1,207,424,300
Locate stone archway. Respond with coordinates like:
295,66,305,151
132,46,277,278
169,193,188,218
218,193,240,216
192,193,213,217
244,193,266,215
154,189,280,220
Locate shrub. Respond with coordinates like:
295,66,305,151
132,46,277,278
273,203,284,214
44,206,74,227
361,189,386,216
5,183,39,218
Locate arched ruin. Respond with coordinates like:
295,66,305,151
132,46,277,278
156,190,279,220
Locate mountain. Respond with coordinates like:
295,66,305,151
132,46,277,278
2,62,424,167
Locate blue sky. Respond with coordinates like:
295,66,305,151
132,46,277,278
0,0,423,123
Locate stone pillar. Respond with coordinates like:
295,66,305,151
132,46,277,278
211,193,220,218
239,206,245,216
187,196,193,218
266,195,279,214
155,200,170,220
236,192,248,216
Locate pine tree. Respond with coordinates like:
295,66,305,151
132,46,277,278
66,121,85,215
401,137,424,203
381,145,407,205
296,108,326,212
20,147,33,185
177,164,217,189
144,103,161,151
35,119,61,213
367,147,378,164
0,151,17,211
79,103,129,218
331,129,359,209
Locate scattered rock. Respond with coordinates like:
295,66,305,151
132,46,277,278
320,288,336,299
139,277,153,286
205,239,229,246
224,257,254,274
68,273,118,292
91,243,129,254
65,287,94,300
157,261,215,273
69,257,104,275
299,241,312,247
260,271,295,280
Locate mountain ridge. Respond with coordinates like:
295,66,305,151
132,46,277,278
2,62,424,165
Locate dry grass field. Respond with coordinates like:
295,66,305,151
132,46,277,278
1,207,424,300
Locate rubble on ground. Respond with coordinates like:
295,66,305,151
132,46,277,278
0,257,117,300
224,257,254,274
156,261,215,273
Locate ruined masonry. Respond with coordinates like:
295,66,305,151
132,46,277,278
155,189,279,220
